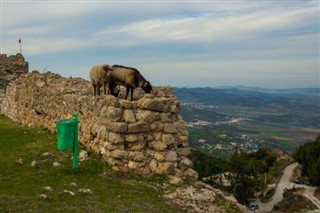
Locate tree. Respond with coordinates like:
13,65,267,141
226,150,263,206
190,150,225,186
293,134,320,186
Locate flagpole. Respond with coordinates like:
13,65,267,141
19,38,22,54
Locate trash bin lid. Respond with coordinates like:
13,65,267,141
56,119,75,125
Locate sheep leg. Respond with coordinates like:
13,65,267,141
125,85,130,100
104,82,108,95
108,81,115,97
93,84,97,96
97,83,102,96
130,87,134,101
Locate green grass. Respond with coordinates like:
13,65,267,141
0,115,182,213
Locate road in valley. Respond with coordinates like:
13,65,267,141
257,162,320,212
260,162,299,212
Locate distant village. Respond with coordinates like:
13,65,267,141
187,119,266,154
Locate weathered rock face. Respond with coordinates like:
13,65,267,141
0,71,198,182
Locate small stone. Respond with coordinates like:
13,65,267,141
70,182,77,187
78,150,88,162
78,188,93,194
40,194,48,199
53,162,61,167
183,168,199,181
43,186,53,192
15,158,23,165
64,190,75,196
42,152,54,157
31,160,39,168
168,175,183,185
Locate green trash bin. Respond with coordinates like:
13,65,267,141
56,119,75,151
56,112,79,170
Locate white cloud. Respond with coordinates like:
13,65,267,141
1,1,319,88
93,4,319,46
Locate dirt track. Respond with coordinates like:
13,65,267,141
258,162,320,212
260,162,299,212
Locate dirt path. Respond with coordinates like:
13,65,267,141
259,162,320,212
300,185,320,209
260,162,299,212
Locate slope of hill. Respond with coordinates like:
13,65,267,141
0,115,245,213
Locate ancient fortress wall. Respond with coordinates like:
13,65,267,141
1,71,198,183
0,53,29,103
0,53,29,73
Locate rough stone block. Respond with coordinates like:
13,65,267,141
138,97,175,112
128,142,145,151
108,132,124,144
125,134,138,142
110,150,128,159
128,121,150,133
123,109,136,123
163,123,178,133
136,110,156,123
165,151,177,162
162,134,175,145
150,141,167,151
104,122,128,133
178,156,193,170
183,168,199,181
154,152,165,162
106,106,122,121
155,162,174,175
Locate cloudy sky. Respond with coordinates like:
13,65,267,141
1,0,319,88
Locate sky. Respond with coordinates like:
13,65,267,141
1,0,319,88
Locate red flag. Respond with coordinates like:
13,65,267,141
18,38,21,43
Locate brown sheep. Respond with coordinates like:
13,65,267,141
107,65,152,101
89,64,113,96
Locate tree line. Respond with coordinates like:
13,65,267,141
191,146,277,206
191,134,320,206
293,134,320,186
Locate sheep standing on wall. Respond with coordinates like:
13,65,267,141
89,64,113,96
107,65,152,101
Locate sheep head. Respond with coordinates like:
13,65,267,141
142,81,152,94
103,64,113,73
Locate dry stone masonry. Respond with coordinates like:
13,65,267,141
1,71,198,182
0,53,29,104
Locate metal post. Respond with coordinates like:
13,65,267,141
72,112,78,170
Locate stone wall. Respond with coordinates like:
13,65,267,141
0,53,29,74
0,53,29,104
1,71,198,183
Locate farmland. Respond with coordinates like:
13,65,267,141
174,87,320,158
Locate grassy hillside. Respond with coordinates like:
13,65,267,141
0,115,182,213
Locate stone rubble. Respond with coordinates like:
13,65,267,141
162,181,247,213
